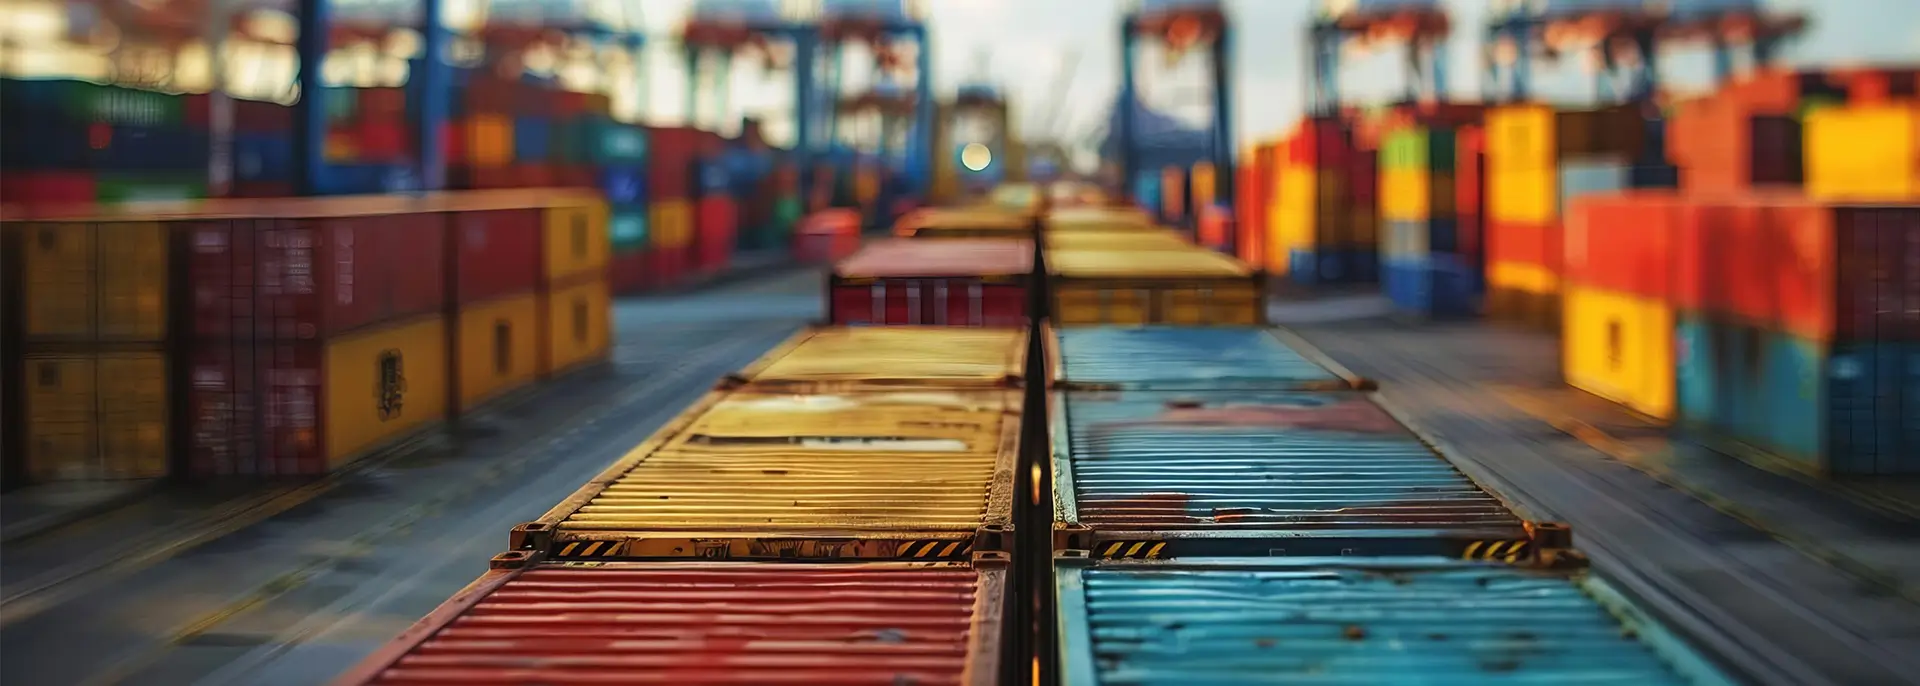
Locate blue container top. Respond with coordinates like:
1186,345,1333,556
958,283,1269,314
1057,326,1353,391
1058,558,1734,686
1057,389,1527,538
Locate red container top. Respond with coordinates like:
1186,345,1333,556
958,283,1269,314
451,208,543,303
1563,191,1678,299
189,212,448,340
332,562,1000,686
835,238,1034,280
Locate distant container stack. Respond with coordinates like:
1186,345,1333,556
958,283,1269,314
1379,124,1480,317
1483,103,1669,330
1273,116,1380,285
1234,142,1278,268
228,98,299,198
0,78,212,205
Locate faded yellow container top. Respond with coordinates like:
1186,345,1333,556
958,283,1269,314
1044,230,1192,252
736,327,1028,389
1044,207,1157,232
1049,248,1254,279
556,390,1018,532
894,208,1030,237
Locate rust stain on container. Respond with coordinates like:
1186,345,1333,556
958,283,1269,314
538,390,1019,559
334,561,1004,686
732,327,1028,392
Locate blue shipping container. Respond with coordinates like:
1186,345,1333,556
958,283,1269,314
0,122,99,169
1055,326,1362,391
1385,253,1479,319
1054,389,1529,559
1132,171,1162,217
697,158,731,195
1289,249,1377,287
233,134,294,182
513,118,552,161
600,166,647,207
1056,559,1738,686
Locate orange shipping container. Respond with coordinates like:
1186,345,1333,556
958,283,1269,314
1563,191,1679,300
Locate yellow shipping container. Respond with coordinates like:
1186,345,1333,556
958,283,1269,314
1050,249,1263,326
1805,104,1919,200
734,326,1028,392
23,351,169,481
23,221,169,341
454,293,542,411
543,199,611,284
464,115,515,168
1563,286,1675,421
1191,162,1217,209
1487,260,1560,295
1486,104,1555,172
325,316,450,467
1379,168,1427,222
1488,166,1557,224
649,199,694,248
542,277,612,376
1045,230,1190,252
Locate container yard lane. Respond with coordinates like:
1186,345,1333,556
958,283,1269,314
0,266,825,686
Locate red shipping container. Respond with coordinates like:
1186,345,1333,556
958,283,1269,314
1563,191,1679,299
695,195,738,273
1291,116,1351,169
234,99,294,134
646,127,701,200
228,181,295,198
1673,98,1802,193
1456,126,1486,217
464,78,517,116
358,87,406,121
552,91,589,118
1765,201,1920,342
608,249,650,295
357,120,410,161
0,172,96,205
187,340,326,477
188,213,448,340
1673,199,1771,323
553,165,595,188
648,245,691,288
450,209,542,303
830,240,1030,326
1348,154,1378,205
328,561,1001,686
184,93,211,129
1485,219,1558,273
513,165,555,188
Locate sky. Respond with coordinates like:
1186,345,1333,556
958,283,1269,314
629,0,1920,152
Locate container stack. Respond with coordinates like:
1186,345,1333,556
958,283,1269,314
228,98,299,198
635,127,708,290
603,165,650,295
1272,116,1379,285
692,153,739,277
1561,191,1683,422
768,160,805,244
1483,103,1667,330
0,78,211,204
1233,141,1277,269
533,196,614,380
446,76,518,189
1379,124,1479,317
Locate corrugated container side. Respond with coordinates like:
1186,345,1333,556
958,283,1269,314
541,199,611,285
1055,559,1737,686
453,293,542,411
451,209,542,304
188,215,448,341
515,389,1020,562
1563,191,1678,300
1051,326,1365,391
22,221,170,342
188,339,326,477
331,560,1005,686
22,351,169,482
1563,285,1678,420
730,326,1029,392
539,276,612,377
1053,389,1538,560
323,315,449,468
830,279,1029,327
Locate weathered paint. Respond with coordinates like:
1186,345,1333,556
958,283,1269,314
531,390,1019,561
835,238,1034,279
1055,390,1529,558
21,221,169,342
335,561,1003,686
1056,558,1736,686
1044,206,1157,232
732,327,1029,392
1044,231,1192,253
23,351,169,481
454,293,541,411
1054,326,1361,391
1047,249,1251,279
894,208,1030,239
324,315,449,467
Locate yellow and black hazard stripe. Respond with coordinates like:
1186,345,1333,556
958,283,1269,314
1093,540,1169,560
1461,540,1532,564
553,540,627,559
895,539,974,559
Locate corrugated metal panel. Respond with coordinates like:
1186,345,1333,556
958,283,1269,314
1044,231,1192,252
1056,559,1736,686
731,327,1029,392
337,561,1003,686
530,389,1019,561
1055,390,1530,559
1054,326,1367,391
1044,207,1157,232
1048,249,1253,279
836,238,1034,279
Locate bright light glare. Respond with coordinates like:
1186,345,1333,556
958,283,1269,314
960,143,992,172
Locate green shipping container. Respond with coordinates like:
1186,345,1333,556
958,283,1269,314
771,195,804,234
610,208,649,252
2,78,185,127
1382,127,1456,172
552,121,587,164
96,175,208,203
581,118,648,164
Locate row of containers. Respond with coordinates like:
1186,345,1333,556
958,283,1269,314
327,194,1750,682
0,77,816,295
0,190,613,489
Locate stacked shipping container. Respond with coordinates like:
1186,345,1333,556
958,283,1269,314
1380,124,1481,317
1272,116,1380,285
0,79,211,205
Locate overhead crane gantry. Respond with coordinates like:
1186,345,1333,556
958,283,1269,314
1309,0,1453,115
1482,0,1806,104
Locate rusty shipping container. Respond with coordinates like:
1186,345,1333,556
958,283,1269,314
1048,249,1266,326
727,326,1029,392
1050,325,1371,391
829,238,1033,327
331,557,1008,686
17,220,170,342
189,211,447,341
1051,389,1561,561
511,388,1019,562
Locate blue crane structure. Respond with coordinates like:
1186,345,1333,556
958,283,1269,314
1483,0,1805,103
816,0,935,204
1309,0,1452,114
1117,0,1234,240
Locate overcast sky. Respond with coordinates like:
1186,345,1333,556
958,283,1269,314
631,0,1920,149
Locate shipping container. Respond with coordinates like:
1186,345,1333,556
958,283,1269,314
541,198,611,285
895,208,1032,239
1804,103,1918,201
189,211,448,340
0,172,98,205
830,239,1033,327
1383,252,1482,318
510,388,1019,562
331,558,1007,686
1564,285,1677,421
694,195,738,273
449,208,543,304
1049,249,1265,326
1677,314,1920,476
22,351,169,482
1046,207,1156,234
608,248,651,295
540,277,612,377
1043,230,1191,252
1563,191,1679,300
1054,558,1736,686
453,293,541,411
1051,326,1368,391
20,220,169,342
728,326,1029,392
1670,97,1804,193
1052,389,1544,559
189,314,450,477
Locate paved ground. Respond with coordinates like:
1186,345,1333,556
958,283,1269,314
1273,294,1920,686
0,267,825,686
